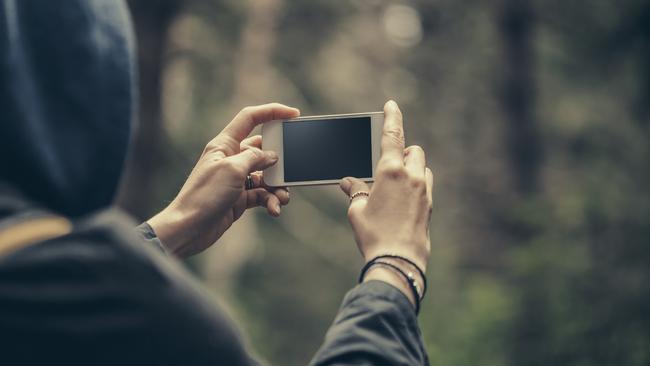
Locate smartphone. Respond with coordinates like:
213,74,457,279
262,112,384,187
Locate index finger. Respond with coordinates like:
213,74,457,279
380,100,405,163
222,103,300,143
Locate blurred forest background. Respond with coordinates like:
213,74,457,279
118,0,650,365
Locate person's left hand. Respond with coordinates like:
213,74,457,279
147,103,300,257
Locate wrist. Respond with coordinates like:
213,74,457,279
147,205,193,256
363,266,417,306
359,254,428,313
363,249,429,274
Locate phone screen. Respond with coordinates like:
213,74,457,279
283,116,372,182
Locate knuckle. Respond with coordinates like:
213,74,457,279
204,142,228,154
384,128,404,145
246,147,264,160
235,106,256,122
409,175,426,190
204,136,238,156
239,106,254,116
379,162,406,179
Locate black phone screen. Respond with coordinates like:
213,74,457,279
283,116,372,182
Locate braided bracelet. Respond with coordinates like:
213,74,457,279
359,254,427,298
359,255,427,314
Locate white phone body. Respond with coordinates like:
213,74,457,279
262,112,384,187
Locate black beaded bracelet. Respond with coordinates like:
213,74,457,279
359,255,427,314
359,254,427,298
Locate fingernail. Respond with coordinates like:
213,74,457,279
387,100,401,113
267,151,278,160
275,203,281,214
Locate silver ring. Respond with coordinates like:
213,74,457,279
349,191,370,203
245,175,254,190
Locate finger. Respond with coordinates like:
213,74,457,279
404,145,426,178
241,135,262,150
245,173,289,205
244,171,281,189
225,147,278,175
340,177,370,206
224,103,300,143
266,193,282,216
273,187,290,206
206,104,299,156
425,167,434,209
245,171,264,190
246,188,282,216
379,100,405,163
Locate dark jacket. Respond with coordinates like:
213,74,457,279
0,0,429,364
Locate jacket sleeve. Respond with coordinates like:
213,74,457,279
310,280,429,366
135,222,167,254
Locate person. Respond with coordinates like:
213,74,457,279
0,1,433,365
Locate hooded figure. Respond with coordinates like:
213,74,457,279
0,0,133,217
0,1,429,365
0,1,261,364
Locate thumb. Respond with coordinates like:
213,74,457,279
226,147,279,174
340,177,370,202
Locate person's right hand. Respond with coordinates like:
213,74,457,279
340,100,433,304
147,103,299,258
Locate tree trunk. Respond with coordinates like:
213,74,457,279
497,1,546,365
498,0,541,196
117,0,182,220
202,0,284,286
